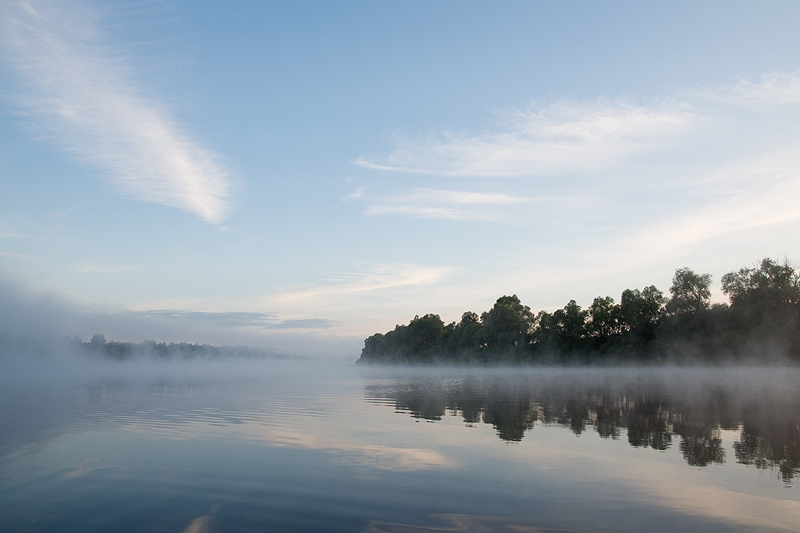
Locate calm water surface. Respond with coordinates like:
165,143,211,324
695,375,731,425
1,359,799,532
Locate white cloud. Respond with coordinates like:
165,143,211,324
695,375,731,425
354,99,694,177
270,262,452,305
0,0,232,223
262,318,334,330
394,188,526,205
694,71,800,108
360,188,529,220
365,205,463,219
139,310,278,327
131,310,333,330
354,73,800,181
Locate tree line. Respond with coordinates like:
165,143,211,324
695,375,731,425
69,335,288,361
357,257,800,364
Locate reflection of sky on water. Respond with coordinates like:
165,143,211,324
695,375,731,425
1,363,799,532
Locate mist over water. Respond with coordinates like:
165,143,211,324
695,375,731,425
2,348,800,532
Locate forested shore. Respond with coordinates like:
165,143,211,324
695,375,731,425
357,258,800,365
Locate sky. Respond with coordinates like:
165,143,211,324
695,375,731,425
1,0,800,358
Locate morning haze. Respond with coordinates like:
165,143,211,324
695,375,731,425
1,1,800,532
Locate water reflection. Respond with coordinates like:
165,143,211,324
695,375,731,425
364,368,800,482
3,363,800,532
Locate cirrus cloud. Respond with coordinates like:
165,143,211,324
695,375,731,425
354,187,530,220
354,99,695,177
0,0,233,223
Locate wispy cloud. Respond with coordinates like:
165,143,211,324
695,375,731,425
0,231,39,239
504,147,800,293
138,310,332,330
616,148,800,264
0,0,232,223
693,71,800,108
357,187,529,219
364,205,462,219
262,318,333,330
355,72,800,183
394,188,526,205
354,99,694,177
75,261,140,273
140,310,278,327
271,262,452,304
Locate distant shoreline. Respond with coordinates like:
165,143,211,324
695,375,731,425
66,335,296,361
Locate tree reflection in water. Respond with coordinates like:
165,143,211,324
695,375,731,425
364,369,800,482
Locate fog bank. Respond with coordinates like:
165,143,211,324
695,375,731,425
0,273,361,360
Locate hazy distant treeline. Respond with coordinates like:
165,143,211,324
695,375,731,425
69,334,286,361
357,257,800,365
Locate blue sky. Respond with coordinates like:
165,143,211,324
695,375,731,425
1,0,800,357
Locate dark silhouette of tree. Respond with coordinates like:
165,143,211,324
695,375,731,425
620,286,665,333
405,314,447,357
553,300,589,351
447,311,484,353
530,300,591,358
721,258,800,359
481,295,534,352
587,296,621,341
666,268,712,316
722,258,800,313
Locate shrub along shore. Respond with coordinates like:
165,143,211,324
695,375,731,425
357,258,800,365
